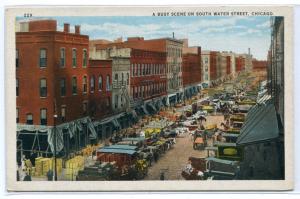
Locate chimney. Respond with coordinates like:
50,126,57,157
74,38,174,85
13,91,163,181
64,23,70,33
172,32,175,39
248,48,251,55
75,25,80,34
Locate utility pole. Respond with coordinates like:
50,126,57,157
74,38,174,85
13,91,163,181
53,100,58,181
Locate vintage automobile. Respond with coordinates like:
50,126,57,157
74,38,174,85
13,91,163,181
230,113,245,124
213,142,243,161
205,157,240,180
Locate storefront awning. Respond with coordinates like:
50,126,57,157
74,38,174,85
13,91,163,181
237,100,279,145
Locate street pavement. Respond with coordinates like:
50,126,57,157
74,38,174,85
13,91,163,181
144,115,224,180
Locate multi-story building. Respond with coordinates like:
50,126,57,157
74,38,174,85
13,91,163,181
182,41,202,100
121,37,184,104
16,19,117,159
90,39,168,113
201,51,218,87
235,55,246,73
252,59,268,71
89,46,131,114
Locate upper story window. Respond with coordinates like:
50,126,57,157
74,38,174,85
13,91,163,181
121,73,124,85
98,75,103,91
127,73,129,85
60,48,65,67
90,76,95,93
72,76,77,95
40,78,47,97
39,49,47,68
16,49,19,68
114,74,118,82
26,113,33,125
131,64,134,77
83,76,87,94
60,78,66,97
61,106,66,122
40,108,47,125
72,49,77,67
16,108,19,123
106,75,110,91
16,78,19,97
83,49,87,67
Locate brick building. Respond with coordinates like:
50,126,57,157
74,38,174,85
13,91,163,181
90,40,168,113
182,47,202,99
112,37,184,104
15,19,117,159
252,59,268,71
235,56,246,73
201,51,219,87
16,20,90,126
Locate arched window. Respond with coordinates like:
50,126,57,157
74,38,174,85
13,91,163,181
106,75,110,91
98,75,103,91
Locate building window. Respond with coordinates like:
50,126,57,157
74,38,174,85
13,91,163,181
40,108,47,125
83,76,87,94
16,78,19,97
60,48,65,67
83,102,88,114
26,113,33,125
39,49,47,67
131,64,134,77
61,106,66,122
72,76,77,95
127,73,129,85
121,73,124,85
40,78,47,97
115,73,118,82
90,75,95,93
72,49,77,67
115,95,118,109
16,49,19,68
60,78,66,96
16,108,19,123
83,49,87,67
98,75,103,91
106,75,110,91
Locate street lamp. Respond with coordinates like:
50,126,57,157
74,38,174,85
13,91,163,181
53,114,58,181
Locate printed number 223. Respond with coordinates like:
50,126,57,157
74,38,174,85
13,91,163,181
24,13,32,17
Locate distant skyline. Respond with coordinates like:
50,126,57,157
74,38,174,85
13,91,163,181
17,16,271,60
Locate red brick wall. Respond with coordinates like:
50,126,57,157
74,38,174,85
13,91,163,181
210,51,218,81
16,20,112,126
130,48,167,100
88,60,112,120
182,47,201,87
235,56,245,72
252,60,267,71
29,20,57,32
226,56,231,75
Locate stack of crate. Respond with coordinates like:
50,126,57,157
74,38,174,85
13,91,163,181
65,156,85,180
34,157,63,177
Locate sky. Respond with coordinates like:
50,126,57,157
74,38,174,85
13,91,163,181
17,16,271,60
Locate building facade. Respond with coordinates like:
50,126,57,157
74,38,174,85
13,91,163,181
201,51,218,87
237,17,284,180
16,20,91,126
89,46,131,114
182,47,202,99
